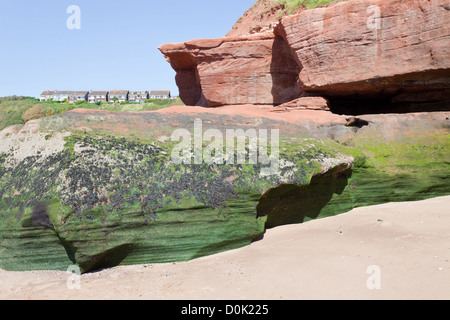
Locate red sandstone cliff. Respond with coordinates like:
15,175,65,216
226,0,304,37
159,0,450,113
159,33,301,107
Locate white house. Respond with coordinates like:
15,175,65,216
40,90,71,102
68,91,89,103
109,90,129,103
88,91,109,103
40,91,56,101
129,91,149,103
150,90,171,99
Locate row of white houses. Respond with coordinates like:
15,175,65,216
39,90,174,103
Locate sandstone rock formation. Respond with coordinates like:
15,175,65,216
161,0,450,112
0,106,449,273
159,33,301,107
1,0,449,274
0,108,355,273
272,96,331,112
276,0,450,112
226,0,304,37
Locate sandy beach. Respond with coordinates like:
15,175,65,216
1,196,449,300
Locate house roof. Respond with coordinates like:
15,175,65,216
70,91,89,96
41,90,56,96
110,90,129,95
54,91,72,95
150,90,170,96
129,91,149,94
41,90,72,95
89,91,108,96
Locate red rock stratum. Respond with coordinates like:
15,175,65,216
159,0,450,113
159,33,301,107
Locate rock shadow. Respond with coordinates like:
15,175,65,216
257,169,352,229
31,202,53,229
270,35,302,105
80,243,135,274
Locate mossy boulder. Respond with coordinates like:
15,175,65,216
0,108,448,273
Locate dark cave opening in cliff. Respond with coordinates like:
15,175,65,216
324,90,450,116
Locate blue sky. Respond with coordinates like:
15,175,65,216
0,0,255,98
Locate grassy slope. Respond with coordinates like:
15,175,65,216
0,98,37,131
0,97,184,131
277,0,342,10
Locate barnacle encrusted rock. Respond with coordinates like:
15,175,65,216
1,107,449,273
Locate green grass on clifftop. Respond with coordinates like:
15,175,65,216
277,0,341,10
0,97,37,131
0,96,184,131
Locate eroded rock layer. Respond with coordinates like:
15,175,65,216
1,0,450,274
0,107,449,273
160,33,301,107
276,0,450,112
161,0,450,112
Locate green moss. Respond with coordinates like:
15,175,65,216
1,122,449,273
253,130,450,228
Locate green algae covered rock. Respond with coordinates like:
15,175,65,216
0,109,449,273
